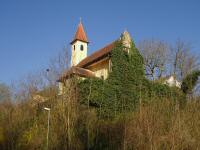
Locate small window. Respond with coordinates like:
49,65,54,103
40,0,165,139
80,45,84,51
74,45,75,50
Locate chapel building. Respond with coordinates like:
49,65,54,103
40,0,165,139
58,21,132,94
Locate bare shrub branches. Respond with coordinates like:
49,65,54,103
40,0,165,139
138,39,169,80
138,39,200,81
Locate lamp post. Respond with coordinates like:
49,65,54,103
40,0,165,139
44,107,51,150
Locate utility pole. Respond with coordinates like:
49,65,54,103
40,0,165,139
44,107,51,150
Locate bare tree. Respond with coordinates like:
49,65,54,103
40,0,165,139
170,39,200,80
44,45,69,86
138,39,200,82
138,39,169,80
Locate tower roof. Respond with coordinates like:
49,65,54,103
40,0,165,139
71,21,89,44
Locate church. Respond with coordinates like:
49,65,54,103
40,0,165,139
57,21,132,94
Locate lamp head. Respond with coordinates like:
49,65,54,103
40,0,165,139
44,107,50,111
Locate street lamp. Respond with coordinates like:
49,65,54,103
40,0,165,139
44,107,51,150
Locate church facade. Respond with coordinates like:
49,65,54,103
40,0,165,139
58,21,132,94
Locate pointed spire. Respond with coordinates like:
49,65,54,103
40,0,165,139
71,20,89,44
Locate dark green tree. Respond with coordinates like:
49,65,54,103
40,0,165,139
181,70,200,94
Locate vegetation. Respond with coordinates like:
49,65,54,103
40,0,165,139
78,40,184,118
139,39,199,80
0,83,11,102
0,38,199,149
181,70,200,94
1,92,200,149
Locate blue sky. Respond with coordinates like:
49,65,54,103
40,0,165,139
0,0,200,84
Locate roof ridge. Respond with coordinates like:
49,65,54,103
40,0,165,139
77,40,118,67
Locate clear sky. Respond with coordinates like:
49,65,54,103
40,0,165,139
0,0,200,84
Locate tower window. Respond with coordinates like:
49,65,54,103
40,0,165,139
80,45,84,51
74,45,75,50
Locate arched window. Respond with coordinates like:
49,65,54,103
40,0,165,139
74,45,75,50
80,45,84,51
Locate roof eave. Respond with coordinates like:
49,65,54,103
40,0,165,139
70,39,89,45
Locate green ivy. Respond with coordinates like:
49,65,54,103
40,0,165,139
78,40,184,118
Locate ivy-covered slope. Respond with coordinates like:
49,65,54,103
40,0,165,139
78,40,183,118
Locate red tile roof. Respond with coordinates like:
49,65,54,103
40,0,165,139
77,41,117,68
58,40,117,82
58,66,96,81
71,22,89,44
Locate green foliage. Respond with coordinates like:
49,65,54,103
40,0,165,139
181,70,200,94
78,40,184,118
78,40,145,118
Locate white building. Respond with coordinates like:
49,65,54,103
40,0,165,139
164,75,181,88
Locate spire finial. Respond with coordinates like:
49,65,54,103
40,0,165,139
79,17,82,23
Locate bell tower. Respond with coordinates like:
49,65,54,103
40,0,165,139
70,20,89,66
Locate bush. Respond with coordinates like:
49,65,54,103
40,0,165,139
181,70,200,94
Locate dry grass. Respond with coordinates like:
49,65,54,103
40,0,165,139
125,99,200,150
1,96,200,150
